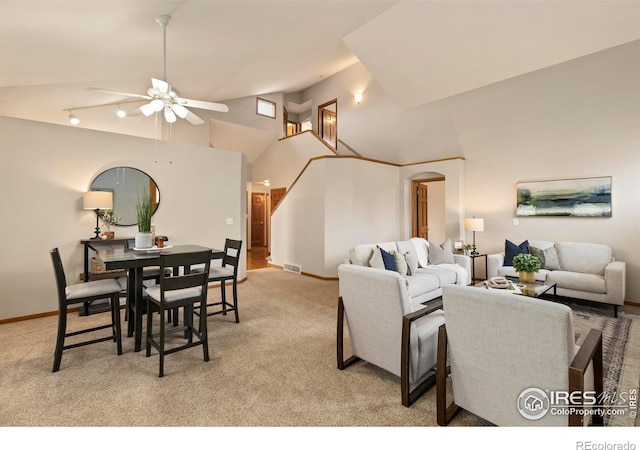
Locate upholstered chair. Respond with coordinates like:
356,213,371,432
337,264,445,407
50,248,123,372
438,284,603,426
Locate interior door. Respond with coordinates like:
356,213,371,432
318,99,337,148
251,193,266,247
417,183,429,240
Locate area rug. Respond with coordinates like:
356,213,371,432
570,303,640,426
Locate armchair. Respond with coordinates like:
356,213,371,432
437,284,603,426
337,264,445,407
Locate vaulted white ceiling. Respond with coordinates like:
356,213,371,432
1,1,638,165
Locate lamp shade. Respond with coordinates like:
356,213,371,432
464,217,484,232
83,191,113,210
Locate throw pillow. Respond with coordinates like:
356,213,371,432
428,239,455,265
369,247,386,270
404,250,418,276
379,246,397,271
504,239,529,266
410,237,429,268
391,249,408,276
529,246,561,271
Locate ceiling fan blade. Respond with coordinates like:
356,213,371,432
87,87,151,100
178,97,229,113
183,109,205,125
151,78,169,94
171,103,189,119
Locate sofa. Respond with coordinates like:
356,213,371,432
487,239,626,316
346,238,471,310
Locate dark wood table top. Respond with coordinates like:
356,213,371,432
97,244,224,270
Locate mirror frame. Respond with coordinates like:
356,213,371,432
89,166,160,227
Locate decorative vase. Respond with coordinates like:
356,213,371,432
135,232,153,249
519,271,535,283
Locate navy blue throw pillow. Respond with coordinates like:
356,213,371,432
378,246,397,271
504,239,529,266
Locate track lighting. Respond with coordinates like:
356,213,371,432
68,112,80,125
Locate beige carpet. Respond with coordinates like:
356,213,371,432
0,267,637,428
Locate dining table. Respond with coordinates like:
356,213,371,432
96,244,224,352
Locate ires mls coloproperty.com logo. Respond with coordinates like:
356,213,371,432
517,387,638,420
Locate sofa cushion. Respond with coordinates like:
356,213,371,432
391,249,408,276
504,239,529,266
397,240,419,275
546,270,606,294
529,245,561,271
428,239,455,265
405,274,440,297
379,246,397,271
369,247,386,270
351,242,397,266
414,267,458,286
554,242,612,275
410,238,429,268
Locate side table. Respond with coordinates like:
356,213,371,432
469,253,488,282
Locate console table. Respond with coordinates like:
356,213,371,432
80,236,168,282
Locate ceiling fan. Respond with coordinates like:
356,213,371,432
87,14,228,125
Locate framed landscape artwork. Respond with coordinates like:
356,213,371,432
516,176,612,217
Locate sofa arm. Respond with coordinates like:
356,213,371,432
487,253,505,279
605,260,626,304
452,254,471,285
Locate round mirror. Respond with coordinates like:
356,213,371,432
90,167,160,226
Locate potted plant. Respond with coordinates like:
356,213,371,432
134,192,153,249
463,243,473,256
512,253,541,283
100,209,120,239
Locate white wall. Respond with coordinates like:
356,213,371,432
426,179,446,244
449,40,640,301
250,131,335,187
271,157,399,278
0,116,246,320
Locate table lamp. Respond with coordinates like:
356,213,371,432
83,191,113,239
464,217,484,256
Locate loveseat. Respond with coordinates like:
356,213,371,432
346,238,471,310
487,239,626,316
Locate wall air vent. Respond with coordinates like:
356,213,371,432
283,263,302,275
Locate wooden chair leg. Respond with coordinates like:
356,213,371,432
232,281,239,323
111,293,122,355
220,281,227,315
200,301,210,362
337,297,359,370
52,306,67,372
436,325,460,425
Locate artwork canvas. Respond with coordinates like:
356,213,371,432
516,177,611,217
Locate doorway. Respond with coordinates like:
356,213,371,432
318,99,337,148
251,193,266,248
411,177,445,242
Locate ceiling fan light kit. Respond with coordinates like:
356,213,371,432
66,14,228,126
